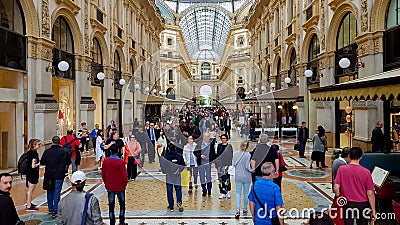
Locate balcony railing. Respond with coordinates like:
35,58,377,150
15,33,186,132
91,62,104,86
227,52,250,59
52,48,75,80
0,27,26,71
160,53,183,60
114,70,122,89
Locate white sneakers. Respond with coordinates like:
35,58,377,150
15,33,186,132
219,191,231,199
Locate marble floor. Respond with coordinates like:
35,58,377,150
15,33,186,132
13,134,342,224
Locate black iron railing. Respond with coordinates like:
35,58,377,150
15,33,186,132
52,48,75,80
96,9,103,24
91,62,104,86
0,27,26,70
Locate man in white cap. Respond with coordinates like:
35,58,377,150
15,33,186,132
57,171,102,225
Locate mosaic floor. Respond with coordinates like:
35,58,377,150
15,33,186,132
13,135,343,224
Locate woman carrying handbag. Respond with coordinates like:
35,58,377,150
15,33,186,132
124,135,142,181
310,126,327,170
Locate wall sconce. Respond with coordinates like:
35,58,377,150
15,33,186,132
304,69,323,78
152,89,157,94
144,87,150,93
119,78,126,86
339,57,365,70
292,105,298,110
46,61,69,74
261,85,266,92
278,105,283,109
88,71,105,81
284,77,291,84
134,83,140,90
254,88,259,94
267,105,272,109
270,83,275,91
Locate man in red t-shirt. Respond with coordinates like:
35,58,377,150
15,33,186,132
60,130,81,173
334,147,376,225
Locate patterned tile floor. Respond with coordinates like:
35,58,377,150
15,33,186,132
14,135,342,224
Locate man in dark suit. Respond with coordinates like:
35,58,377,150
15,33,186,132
297,121,309,158
371,121,384,152
224,116,232,139
147,123,160,163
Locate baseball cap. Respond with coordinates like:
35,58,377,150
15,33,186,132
71,171,86,184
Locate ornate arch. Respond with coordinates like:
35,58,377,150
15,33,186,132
19,0,40,36
90,31,109,66
371,0,391,31
326,3,359,52
301,27,322,63
51,7,84,55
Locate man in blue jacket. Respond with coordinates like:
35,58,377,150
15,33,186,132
90,124,100,153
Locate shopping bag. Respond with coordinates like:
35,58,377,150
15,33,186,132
228,166,235,176
181,169,190,188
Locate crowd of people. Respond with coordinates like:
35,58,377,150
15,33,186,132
0,107,386,225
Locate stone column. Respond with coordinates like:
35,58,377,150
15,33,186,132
75,57,94,129
80,97,96,130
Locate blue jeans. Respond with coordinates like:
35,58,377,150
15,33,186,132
47,179,64,213
236,182,250,210
199,164,212,193
166,183,182,209
242,134,248,140
107,191,125,225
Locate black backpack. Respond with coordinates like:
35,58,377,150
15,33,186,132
63,136,77,157
17,152,29,176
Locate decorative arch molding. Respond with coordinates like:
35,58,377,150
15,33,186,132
91,31,109,66
114,46,126,73
326,3,359,52
51,7,84,55
301,27,322,63
19,0,40,36
370,0,391,31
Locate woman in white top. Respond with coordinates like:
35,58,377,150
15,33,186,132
183,136,198,193
95,129,105,169
156,131,167,156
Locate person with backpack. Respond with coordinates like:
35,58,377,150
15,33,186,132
57,171,103,225
25,139,41,211
40,136,70,218
160,142,186,212
60,130,81,173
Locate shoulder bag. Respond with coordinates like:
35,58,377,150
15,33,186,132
228,152,245,175
251,184,280,225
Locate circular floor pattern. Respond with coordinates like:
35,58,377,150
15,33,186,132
85,171,102,179
285,169,329,178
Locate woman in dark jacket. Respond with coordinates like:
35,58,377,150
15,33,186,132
26,139,41,210
214,134,233,199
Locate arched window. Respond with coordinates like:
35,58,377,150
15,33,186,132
385,0,400,71
90,38,103,86
201,62,211,80
307,35,320,82
336,12,357,50
0,0,25,34
335,12,358,81
166,88,175,100
0,0,26,70
288,50,296,86
92,38,102,65
387,0,400,29
52,16,75,79
114,51,122,90
276,57,281,89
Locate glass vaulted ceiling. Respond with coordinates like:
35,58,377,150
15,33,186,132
163,0,249,13
179,6,232,59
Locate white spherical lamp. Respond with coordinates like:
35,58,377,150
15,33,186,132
270,83,275,89
96,72,105,80
58,61,69,72
145,87,150,93
339,57,351,69
159,90,163,95
261,86,266,91
119,78,126,86
254,88,259,93
284,77,291,84
304,69,313,78
152,89,157,94
134,83,140,90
